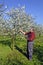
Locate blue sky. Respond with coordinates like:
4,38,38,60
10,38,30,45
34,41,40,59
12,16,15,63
0,0,43,25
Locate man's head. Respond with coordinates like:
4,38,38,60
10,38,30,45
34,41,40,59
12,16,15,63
30,27,34,32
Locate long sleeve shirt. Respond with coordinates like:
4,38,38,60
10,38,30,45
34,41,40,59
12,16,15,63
25,32,35,41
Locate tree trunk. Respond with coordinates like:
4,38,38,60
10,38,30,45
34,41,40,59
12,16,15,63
10,34,16,50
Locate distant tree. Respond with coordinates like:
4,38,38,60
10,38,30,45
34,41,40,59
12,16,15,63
0,4,8,35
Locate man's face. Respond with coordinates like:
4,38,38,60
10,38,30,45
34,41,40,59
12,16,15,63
30,28,33,32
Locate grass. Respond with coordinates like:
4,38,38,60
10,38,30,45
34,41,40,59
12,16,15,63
0,35,43,65
0,44,11,58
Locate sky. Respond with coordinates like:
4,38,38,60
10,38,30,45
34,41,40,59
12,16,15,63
0,0,43,25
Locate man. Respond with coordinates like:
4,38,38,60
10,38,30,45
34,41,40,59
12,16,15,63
20,28,35,60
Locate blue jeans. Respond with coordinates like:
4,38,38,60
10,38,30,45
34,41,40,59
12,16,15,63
27,41,34,60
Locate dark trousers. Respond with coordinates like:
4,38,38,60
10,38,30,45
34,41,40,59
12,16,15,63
27,40,33,60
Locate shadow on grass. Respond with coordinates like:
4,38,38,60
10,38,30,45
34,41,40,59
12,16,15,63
15,45,27,58
0,40,11,47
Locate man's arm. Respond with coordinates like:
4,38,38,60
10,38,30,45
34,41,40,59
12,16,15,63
19,29,25,35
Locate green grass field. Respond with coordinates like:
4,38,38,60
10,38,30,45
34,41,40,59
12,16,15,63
0,36,43,65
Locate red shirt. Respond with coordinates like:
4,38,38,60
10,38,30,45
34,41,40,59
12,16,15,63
25,32,35,41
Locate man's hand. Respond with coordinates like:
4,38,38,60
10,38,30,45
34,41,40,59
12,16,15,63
19,28,25,35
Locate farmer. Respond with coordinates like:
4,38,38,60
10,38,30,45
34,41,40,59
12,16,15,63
20,27,35,60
